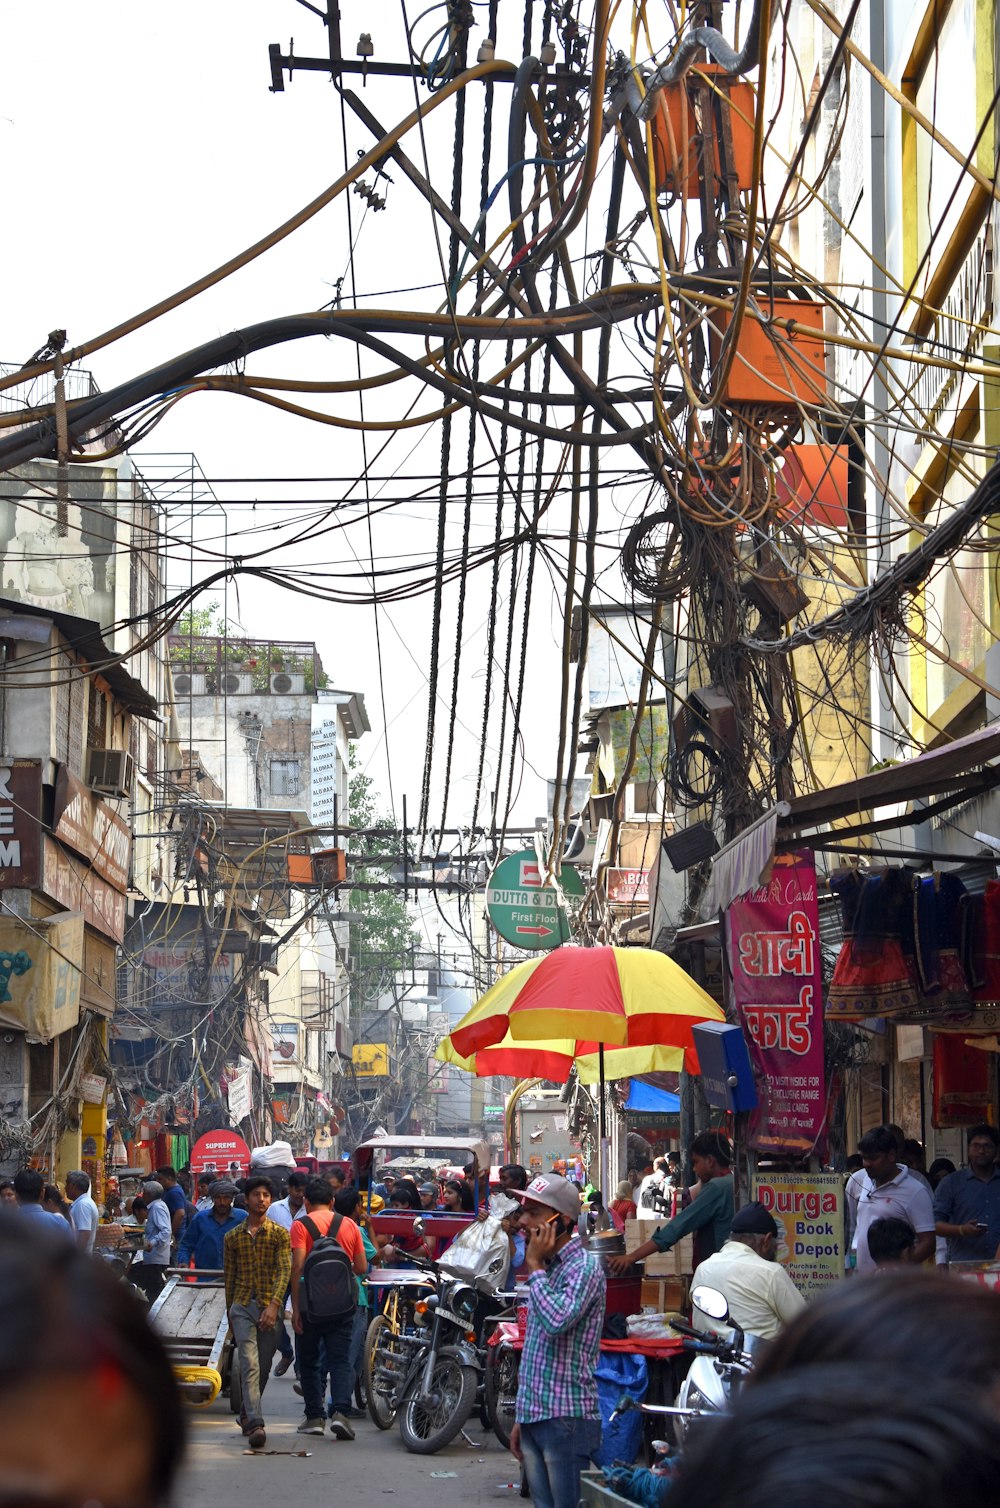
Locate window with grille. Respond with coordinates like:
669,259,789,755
269,757,301,796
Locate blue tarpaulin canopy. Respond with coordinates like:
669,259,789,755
625,1080,680,1115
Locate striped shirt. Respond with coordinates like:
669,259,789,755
515,1236,605,1424
224,1218,291,1310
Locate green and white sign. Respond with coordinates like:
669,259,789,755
485,849,585,951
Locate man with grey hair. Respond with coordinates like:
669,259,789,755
64,1171,99,1254
134,1180,171,1302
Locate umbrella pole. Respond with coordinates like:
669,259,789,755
598,1044,608,1194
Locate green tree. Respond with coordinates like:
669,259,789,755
348,749,420,1023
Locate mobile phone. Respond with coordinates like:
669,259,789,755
975,1222,989,1231
543,1212,560,1225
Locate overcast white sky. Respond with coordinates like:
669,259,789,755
1,2,662,850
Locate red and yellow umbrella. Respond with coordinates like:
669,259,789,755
448,945,722,1063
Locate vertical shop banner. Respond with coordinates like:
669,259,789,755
726,850,826,1152
751,1172,845,1299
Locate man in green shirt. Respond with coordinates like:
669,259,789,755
610,1132,734,1274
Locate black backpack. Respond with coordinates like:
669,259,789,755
299,1213,357,1321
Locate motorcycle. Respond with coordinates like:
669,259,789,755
612,1285,765,1452
382,1207,514,1454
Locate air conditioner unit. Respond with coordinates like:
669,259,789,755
221,672,253,695
270,672,305,695
172,671,206,696
86,748,135,799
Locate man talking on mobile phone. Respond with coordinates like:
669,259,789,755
507,1173,606,1508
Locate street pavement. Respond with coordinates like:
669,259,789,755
176,1365,524,1507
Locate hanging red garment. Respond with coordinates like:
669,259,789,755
932,1033,991,1127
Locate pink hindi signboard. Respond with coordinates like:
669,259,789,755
726,850,827,1154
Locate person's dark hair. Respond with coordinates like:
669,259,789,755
858,1126,898,1158
43,1184,68,1212
442,1178,474,1212
928,1157,956,1188
0,1179,12,1196
329,1166,346,1185
666,1364,1000,1508
753,1271,1000,1393
155,1165,177,1183
499,1164,528,1190
13,1169,44,1203
304,1177,333,1207
866,1217,917,1266
197,1173,212,1189
690,1131,732,1167
390,1181,423,1210
0,1212,185,1499
131,1198,148,1217
967,1122,1000,1150
334,1188,362,1218
901,1139,926,1170
287,1170,309,1191
244,1174,274,1197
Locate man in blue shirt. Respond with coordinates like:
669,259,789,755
156,1165,188,1243
177,1179,246,1275
13,1169,71,1233
934,1124,1000,1263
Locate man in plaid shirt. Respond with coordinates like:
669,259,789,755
224,1174,291,1451
509,1173,606,1508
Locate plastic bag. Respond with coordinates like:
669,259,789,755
436,1194,516,1293
593,1351,649,1468
250,1141,293,1168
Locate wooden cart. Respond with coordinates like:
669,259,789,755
148,1270,238,1409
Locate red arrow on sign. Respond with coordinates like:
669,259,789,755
515,924,553,937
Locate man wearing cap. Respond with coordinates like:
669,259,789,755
690,1202,805,1341
176,1178,247,1278
610,1132,735,1276
135,1181,172,1302
508,1172,606,1508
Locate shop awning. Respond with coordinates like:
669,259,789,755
777,722,1000,839
625,1080,680,1115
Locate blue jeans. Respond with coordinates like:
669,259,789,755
520,1417,602,1508
300,1311,355,1420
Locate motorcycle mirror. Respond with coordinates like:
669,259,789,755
413,1216,425,1235
691,1284,729,1322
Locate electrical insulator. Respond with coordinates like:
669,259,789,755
477,38,495,63
357,32,374,58
539,41,557,66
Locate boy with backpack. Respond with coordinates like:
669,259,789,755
290,1176,368,1439
223,1175,291,1450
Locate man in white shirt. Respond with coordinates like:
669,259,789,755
846,1125,936,1274
636,1158,668,1212
691,1202,806,1341
195,1173,214,1213
266,1170,308,1375
64,1171,99,1254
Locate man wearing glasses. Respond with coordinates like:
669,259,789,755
846,1125,935,1273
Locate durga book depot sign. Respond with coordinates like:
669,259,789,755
752,1172,845,1299
726,849,826,1154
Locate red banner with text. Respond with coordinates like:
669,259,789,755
726,850,826,1153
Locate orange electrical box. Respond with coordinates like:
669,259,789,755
774,443,850,529
287,853,314,886
649,65,756,199
286,848,347,887
720,297,827,406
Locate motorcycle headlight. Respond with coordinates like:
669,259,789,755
451,1284,478,1320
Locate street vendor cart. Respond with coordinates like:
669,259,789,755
149,1270,237,1408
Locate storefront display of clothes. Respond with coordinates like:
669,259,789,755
826,867,1000,1027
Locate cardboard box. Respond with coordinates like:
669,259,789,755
640,1275,689,1312
626,1219,695,1275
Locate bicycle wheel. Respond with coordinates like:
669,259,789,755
484,1343,519,1450
364,1313,406,1430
